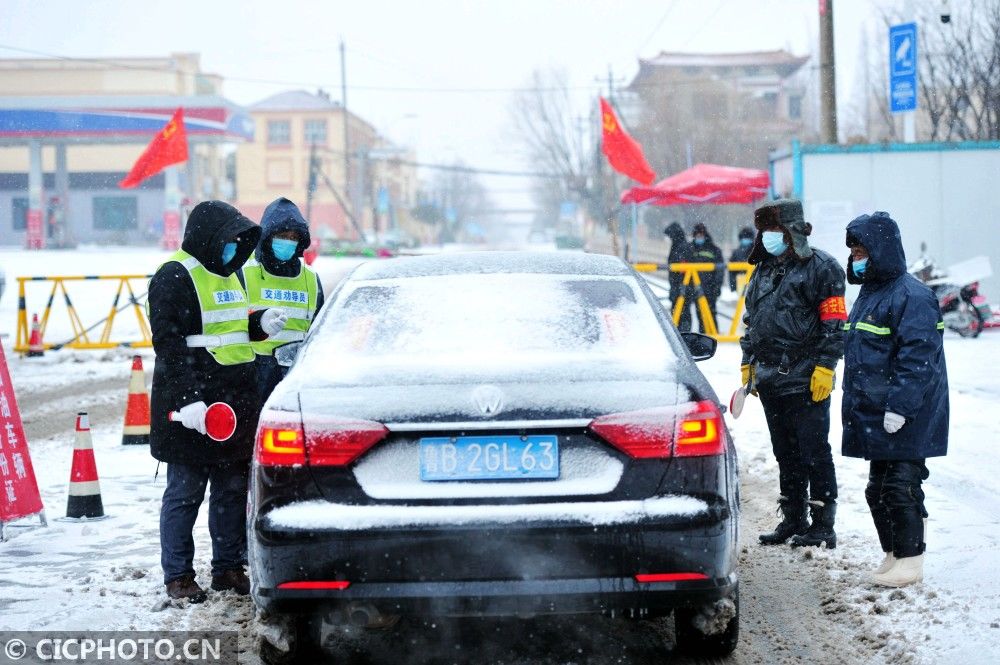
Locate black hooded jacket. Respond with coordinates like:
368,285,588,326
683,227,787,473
148,201,265,465
664,222,692,295
740,214,846,397
690,224,724,299
841,212,948,460
255,197,314,277
246,198,325,402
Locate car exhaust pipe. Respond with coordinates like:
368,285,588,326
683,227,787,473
346,602,381,628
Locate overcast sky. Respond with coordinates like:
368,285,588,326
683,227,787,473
2,0,903,213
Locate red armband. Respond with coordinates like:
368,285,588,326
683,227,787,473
819,296,847,322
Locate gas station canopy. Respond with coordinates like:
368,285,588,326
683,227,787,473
0,94,254,146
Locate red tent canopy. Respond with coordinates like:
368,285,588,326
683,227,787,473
621,163,770,206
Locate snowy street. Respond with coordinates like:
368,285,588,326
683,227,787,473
0,249,997,663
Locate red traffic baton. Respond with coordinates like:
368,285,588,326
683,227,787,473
169,402,238,442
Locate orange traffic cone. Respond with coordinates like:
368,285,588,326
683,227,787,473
65,412,106,519
27,313,45,357
122,355,151,445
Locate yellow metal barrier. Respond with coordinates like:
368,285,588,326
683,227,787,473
15,274,153,353
633,262,754,342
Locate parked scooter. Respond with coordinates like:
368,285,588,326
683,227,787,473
909,244,992,338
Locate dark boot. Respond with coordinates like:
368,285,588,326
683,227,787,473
790,500,837,548
211,569,250,595
759,496,810,545
166,575,207,603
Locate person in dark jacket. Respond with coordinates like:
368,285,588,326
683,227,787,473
149,200,288,603
664,222,694,331
242,198,325,404
842,211,948,587
740,199,846,549
728,226,755,292
690,222,724,333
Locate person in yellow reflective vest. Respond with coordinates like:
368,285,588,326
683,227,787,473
148,200,289,603
242,198,324,403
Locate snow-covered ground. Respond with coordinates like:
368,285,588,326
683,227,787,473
0,248,998,663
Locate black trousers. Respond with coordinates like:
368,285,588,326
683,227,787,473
866,460,929,558
670,289,717,333
758,390,838,503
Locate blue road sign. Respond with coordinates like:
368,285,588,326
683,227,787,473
889,22,918,113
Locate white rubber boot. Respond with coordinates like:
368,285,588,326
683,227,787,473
873,552,896,575
872,554,924,587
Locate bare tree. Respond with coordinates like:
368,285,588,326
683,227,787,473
508,68,615,230
863,0,1000,142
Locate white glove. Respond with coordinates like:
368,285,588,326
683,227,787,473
261,308,289,337
884,411,905,434
177,401,208,435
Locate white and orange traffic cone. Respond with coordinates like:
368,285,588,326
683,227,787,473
64,412,106,520
122,355,151,445
27,313,45,357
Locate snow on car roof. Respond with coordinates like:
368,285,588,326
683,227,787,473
349,251,633,281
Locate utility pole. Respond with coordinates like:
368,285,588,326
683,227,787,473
340,38,353,233
819,0,839,143
606,64,621,258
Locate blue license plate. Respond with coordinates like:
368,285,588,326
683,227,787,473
420,435,559,481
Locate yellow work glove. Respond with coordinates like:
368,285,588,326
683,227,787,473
810,366,835,402
741,364,757,395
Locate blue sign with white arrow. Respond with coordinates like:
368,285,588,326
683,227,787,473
889,22,918,113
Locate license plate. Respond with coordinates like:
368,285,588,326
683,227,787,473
419,435,559,481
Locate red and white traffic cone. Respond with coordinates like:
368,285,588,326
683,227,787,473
27,313,45,357
65,412,106,520
122,356,151,445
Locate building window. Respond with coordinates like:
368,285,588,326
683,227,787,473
788,95,803,120
93,196,138,230
267,120,291,146
304,119,327,145
11,197,28,231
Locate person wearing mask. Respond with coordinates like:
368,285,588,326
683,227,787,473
728,226,755,293
740,199,846,549
842,212,949,587
242,198,325,403
148,201,289,603
663,222,694,332
690,222,724,333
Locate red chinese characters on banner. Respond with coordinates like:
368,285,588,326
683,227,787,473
0,338,44,529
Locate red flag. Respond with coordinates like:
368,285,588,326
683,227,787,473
599,97,655,185
119,108,189,189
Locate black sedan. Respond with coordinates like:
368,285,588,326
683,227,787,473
249,251,739,660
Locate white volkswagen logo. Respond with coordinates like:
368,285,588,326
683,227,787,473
471,385,505,416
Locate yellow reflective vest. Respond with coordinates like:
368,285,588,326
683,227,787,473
242,259,320,357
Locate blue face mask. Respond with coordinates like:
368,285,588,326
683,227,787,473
693,237,706,246
740,237,753,248
852,258,869,276
762,231,788,256
221,242,238,265
271,237,299,262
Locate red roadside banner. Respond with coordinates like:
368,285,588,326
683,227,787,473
0,337,45,537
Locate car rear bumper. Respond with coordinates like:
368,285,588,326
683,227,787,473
250,505,737,617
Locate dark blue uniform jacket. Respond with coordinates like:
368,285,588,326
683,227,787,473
842,212,949,460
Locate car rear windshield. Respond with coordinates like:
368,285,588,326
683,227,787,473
300,273,678,385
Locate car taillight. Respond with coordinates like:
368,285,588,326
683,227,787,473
256,418,306,467
306,417,389,466
635,572,709,583
674,400,724,457
588,400,724,459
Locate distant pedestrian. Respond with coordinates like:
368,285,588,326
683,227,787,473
690,222,723,333
842,211,949,587
663,222,694,332
242,198,325,404
728,226,755,293
740,199,846,549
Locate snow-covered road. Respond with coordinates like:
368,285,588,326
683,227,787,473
0,250,997,663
